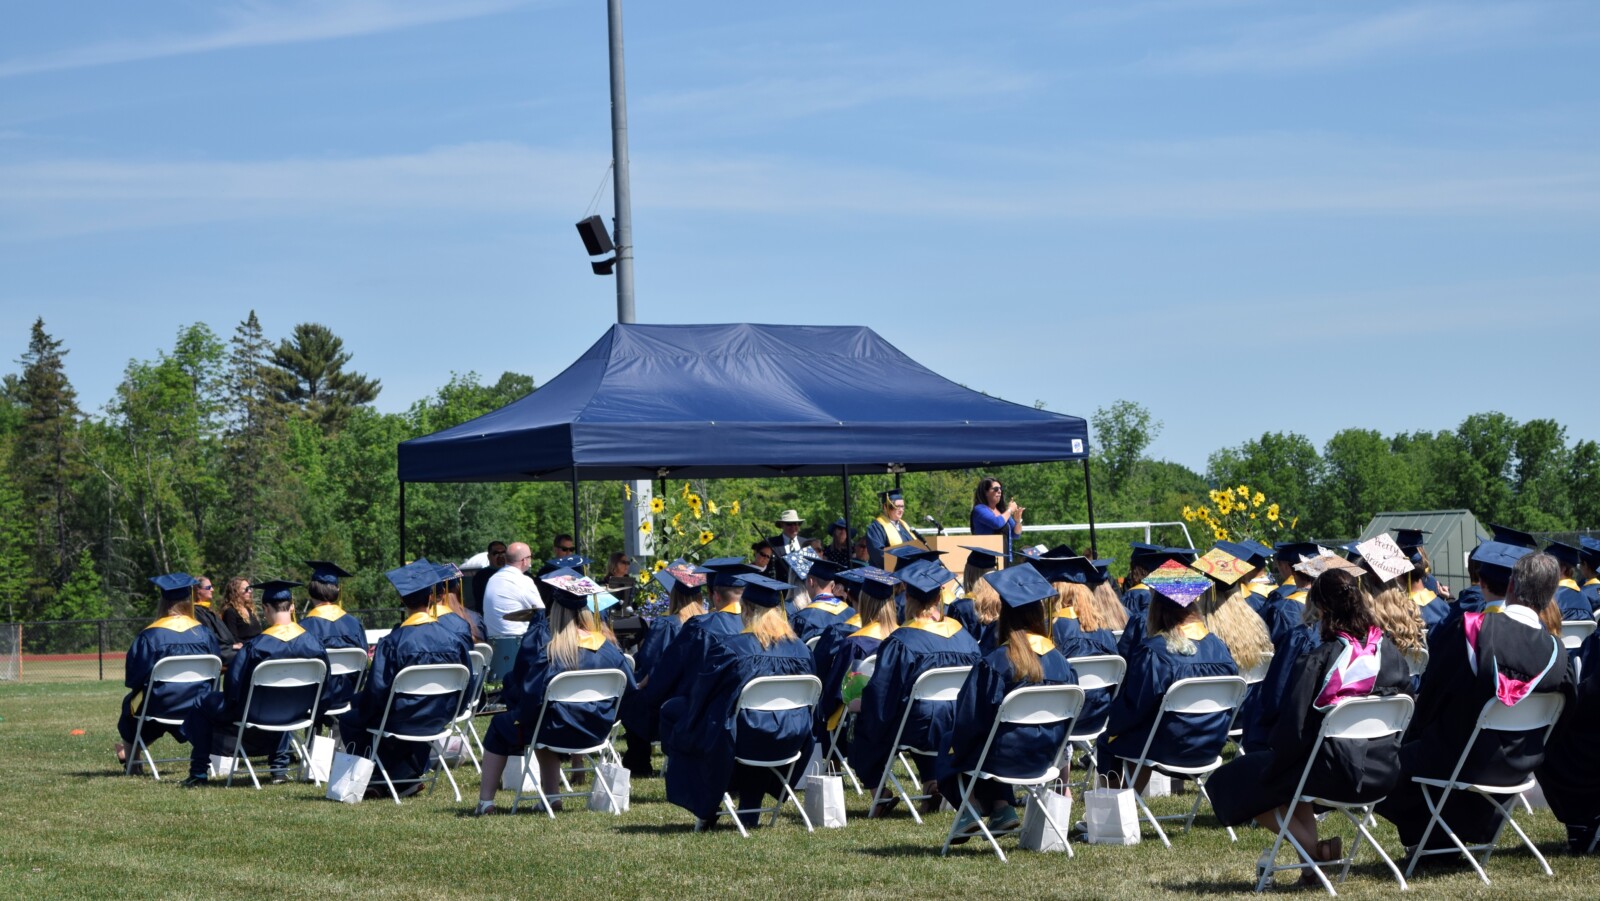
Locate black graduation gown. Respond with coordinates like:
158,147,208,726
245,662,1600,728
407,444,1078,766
1538,627,1600,826
192,602,237,669
1240,623,1321,753
119,615,220,745
1210,632,1411,826
660,633,816,820
1376,610,1571,847
619,613,684,743
847,619,981,790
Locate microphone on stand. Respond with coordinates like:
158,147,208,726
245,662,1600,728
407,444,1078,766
924,514,945,536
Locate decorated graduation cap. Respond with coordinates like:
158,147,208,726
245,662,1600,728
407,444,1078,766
539,567,619,612
699,556,760,588
1193,547,1252,586
1354,534,1412,584
878,489,904,505
385,561,437,599
1544,540,1582,569
656,565,707,596
1143,559,1211,608
959,545,1001,570
853,566,901,600
1295,555,1363,579
735,573,792,608
1470,541,1532,579
250,579,302,604
898,560,956,603
886,545,945,566
982,563,1057,608
1215,540,1270,570
1488,523,1539,550
545,553,593,570
1274,542,1324,565
305,561,353,585
150,572,199,601
432,562,463,587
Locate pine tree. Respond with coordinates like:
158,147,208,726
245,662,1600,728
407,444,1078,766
264,323,381,432
50,548,109,622
11,319,84,609
216,311,294,571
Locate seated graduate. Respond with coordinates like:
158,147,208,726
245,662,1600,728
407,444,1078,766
1209,568,1412,869
429,562,486,645
660,574,816,829
1082,557,1131,636
116,573,221,769
1375,545,1572,858
337,561,474,795
850,560,981,816
813,566,900,749
1546,539,1594,622
946,557,1002,655
1390,532,1450,636
1039,556,1123,737
620,564,708,775
1100,560,1238,786
958,544,999,597
181,580,329,786
298,562,365,722
1193,544,1276,752
1257,543,1321,652
635,558,757,712
474,568,635,816
1449,524,1541,618
788,558,854,644
190,575,239,669
1539,611,1600,852
935,563,1076,841
1580,537,1600,614
1119,542,1169,621
1117,544,1201,657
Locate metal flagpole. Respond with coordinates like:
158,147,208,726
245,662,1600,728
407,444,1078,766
1082,458,1100,560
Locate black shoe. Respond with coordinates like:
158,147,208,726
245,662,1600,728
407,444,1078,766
180,775,209,788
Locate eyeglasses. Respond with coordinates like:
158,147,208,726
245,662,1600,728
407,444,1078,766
988,486,1003,493
619,559,632,566
198,584,213,591
756,552,772,560
556,546,576,553
890,503,905,510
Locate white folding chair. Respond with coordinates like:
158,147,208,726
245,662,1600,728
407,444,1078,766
1065,654,1126,786
125,654,223,780
318,647,369,719
1404,692,1566,884
363,663,471,804
1254,695,1415,895
870,665,972,823
473,641,493,661
1227,652,1274,753
697,674,823,838
509,668,630,817
363,628,391,648
805,636,821,652
1560,620,1596,650
448,649,490,772
1116,675,1250,848
223,658,327,789
940,683,1085,862
819,654,875,796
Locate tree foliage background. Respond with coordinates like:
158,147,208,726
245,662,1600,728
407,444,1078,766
3,314,1598,624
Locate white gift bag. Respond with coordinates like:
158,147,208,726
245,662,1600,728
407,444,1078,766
501,753,537,792
1084,775,1140,845
803,771,848,828
305,734,335,784
800,743,828,778
1141,771,1172,799
325,748,373,804
207,753,235,779
1019,783,1074,852
587,762,632,814
1524,779,1549,811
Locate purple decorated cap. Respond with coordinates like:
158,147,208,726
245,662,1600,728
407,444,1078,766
1144,559,1211,608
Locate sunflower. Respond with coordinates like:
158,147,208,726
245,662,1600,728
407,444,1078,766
1215,528,1230,541
671,512,682,530
653,559,668,572
707,499,719,515
730,500,741,516
1252,491,1264,508
650,497,665,514
1182,505,1195,522
1266,504,1280,522
636,571,651,585
638,519,652,534
697,530,715,545
1236,484,1249,498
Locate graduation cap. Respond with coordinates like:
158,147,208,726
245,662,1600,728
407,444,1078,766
853,566,901,600
959,545,1001,570
1580,536,1600,569
1051,556,1100,585
1274,542,1324,565
149,572,198,601
1143,559,1211,608
657,565,706,594
545,554,593,570
1488,524,1539,550
385,562,436,599
1340,541,1366,565
1193,547,1251,586
1544,540,1582,569
1214,540,1269,570
898,560,956,603
1129,542,1169,568
249,579,302,603
735,573,792,608
1294,556,1364,579
539,567,614,611
305,561,352,585
1162,546,1200,565
1354,534,1411,583
805,558,846,584
432,562,463,586
1088,559,1115,584
699,556,760,588
1470,541,1532,579
1392,529,1430,551
981,563,1057,608
886,545,945,566
878,489,904,505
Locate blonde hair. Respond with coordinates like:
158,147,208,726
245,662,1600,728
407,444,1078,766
1197,584,1273,671
742,603,797,648
1087,583,1129,632
904,590,941,622
548,603,609,669
1147,594,1201,657
856,590,900,634
436,588,481,643
1052,582,1092,620
968,578,1001,626
1363,574,1426,655
223,577,255,624
962,563,991,594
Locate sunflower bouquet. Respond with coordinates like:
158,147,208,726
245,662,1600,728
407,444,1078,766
1181,483,1298,544
628,481,747,576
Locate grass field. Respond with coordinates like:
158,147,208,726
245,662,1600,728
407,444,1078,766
4,680,1598,900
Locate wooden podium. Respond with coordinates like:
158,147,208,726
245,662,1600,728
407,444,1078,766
883,533,1006,575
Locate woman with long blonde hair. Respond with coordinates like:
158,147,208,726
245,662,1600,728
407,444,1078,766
659,575,816,830
474,571,634,816
1042,558,1122,739
813,571,899,749
947,571,1001,653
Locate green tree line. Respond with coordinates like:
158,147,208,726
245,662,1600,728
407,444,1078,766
3,317,1597,623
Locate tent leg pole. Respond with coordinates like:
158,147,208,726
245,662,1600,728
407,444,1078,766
894,472,902,492
1082,458,1099,559
398,482,407,567
841,467,852,534
571,472,583,563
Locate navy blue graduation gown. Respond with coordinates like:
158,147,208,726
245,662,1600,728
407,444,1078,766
338,612,473,780
1409,588,1451,640
935,636,1076,784
814,623,892,740
300,605,366,715
661,633,816,819
865,518,917,570
184,623,328,774
1239,623,1321,753
945,599,999,654
483,634,635,756
1120,584,1153,620
1453,585,1485,614
847,619,980,792
1101,626,1238,770
791,596,856,644
1377,610,1571,846
1583,578,1600,615
637,605,743,711
619,614,683,742
1556,581,1592,622
1259,588,1309,651
119,615,220,745
1051,612,1119,734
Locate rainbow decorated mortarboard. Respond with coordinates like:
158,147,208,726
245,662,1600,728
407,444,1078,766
735,573,792,608
1488,524,1539,550
1193,547,1252,586
305,561,352,585
150,572,199,601
959,545,1001,570
982,563,1057,608
1354,534,1412,583
249,579,302,603
1544,540,1582,569
1143,559,1211,608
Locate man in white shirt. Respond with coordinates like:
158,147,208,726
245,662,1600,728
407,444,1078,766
483,542,544,638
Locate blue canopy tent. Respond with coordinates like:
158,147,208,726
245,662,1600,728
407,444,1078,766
397,323,1097,555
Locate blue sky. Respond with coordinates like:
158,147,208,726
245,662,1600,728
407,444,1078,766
3,1,1597,473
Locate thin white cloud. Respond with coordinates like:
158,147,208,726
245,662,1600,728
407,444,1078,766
0,0,535,79
1151,2,1549,73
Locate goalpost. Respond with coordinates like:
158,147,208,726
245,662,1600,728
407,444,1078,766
0,623,19,681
